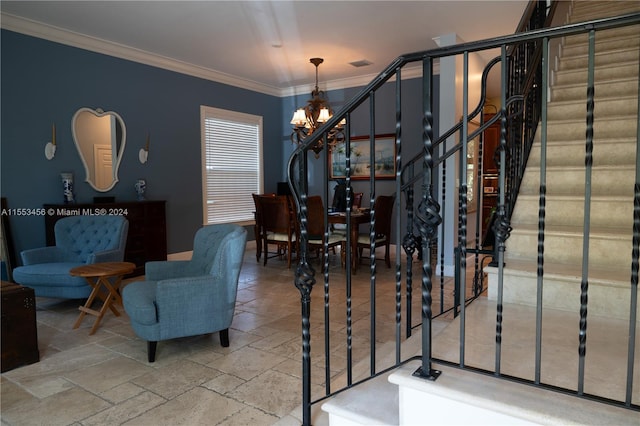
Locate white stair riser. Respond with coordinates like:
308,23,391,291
506,230,633,269
486,267,639,321
511,196,633,229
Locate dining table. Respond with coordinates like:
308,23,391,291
328,209,371,273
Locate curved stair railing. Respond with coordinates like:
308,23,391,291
287,3,640,423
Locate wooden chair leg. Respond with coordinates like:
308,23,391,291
220,328,230,347
385,243,391,267
263,238,269,266
147,341,157,363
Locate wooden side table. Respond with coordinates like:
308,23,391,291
70,262,136,335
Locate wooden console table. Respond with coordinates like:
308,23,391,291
44,200,167,277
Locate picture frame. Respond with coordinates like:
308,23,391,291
329,133,396,180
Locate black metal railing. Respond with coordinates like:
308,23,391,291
287,2,640,423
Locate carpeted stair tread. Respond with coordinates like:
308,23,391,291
498,258,632,285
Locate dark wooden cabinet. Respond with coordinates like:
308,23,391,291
43,200,167,277
1,281,39,372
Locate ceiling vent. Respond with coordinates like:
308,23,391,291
349,59,373,68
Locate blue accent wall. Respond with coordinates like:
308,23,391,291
2,29,438,262
1,30,283,256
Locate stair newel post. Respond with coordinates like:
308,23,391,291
413,56,442,381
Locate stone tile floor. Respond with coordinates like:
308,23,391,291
3,242,637,425
1,243,459,425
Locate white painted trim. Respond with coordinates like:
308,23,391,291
2,12,439,98
1,13,282,97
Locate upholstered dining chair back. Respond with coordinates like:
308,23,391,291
307,195,343,255
252,193,276,262
352,192,364,209
259,195,297,267
357,195,395,268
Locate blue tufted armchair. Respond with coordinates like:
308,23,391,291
13,215,129,299
122,223,247,362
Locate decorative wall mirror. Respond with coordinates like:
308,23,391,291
72,107,126,192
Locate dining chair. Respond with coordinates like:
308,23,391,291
331,191,364,238
352,192,364,209
259,195,297,268
358,195,394,268
307,195,343,259
252,193,275,262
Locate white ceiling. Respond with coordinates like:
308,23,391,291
1,0,529,96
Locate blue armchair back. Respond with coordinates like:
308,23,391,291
13,215,129,298
122,223,247,362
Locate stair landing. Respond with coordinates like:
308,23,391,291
321,298,639,425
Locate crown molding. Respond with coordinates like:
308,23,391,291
1,13,283,97
2,12,439,99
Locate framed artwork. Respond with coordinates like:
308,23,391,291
329,134,396,180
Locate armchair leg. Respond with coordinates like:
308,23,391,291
220,328,230,347
147,341,157,363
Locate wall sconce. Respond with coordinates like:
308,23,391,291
139,132,149,164
44,123,56,160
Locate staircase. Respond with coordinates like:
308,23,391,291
486,0,640,320
316,2,640,425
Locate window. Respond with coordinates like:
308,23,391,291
201,106,263,225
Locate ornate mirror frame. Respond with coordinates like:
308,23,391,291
71,107,126,192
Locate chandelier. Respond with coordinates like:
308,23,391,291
290,58,345,157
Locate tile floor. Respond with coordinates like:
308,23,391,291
4,243,635,425
2,242,452,426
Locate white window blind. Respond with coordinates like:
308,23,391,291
201,106,263,225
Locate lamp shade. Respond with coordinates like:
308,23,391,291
317,107,331,123
291,109,307,126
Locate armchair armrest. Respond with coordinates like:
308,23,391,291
145,260,190,281
20,246,67,265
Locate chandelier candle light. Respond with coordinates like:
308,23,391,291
290,58,345,157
